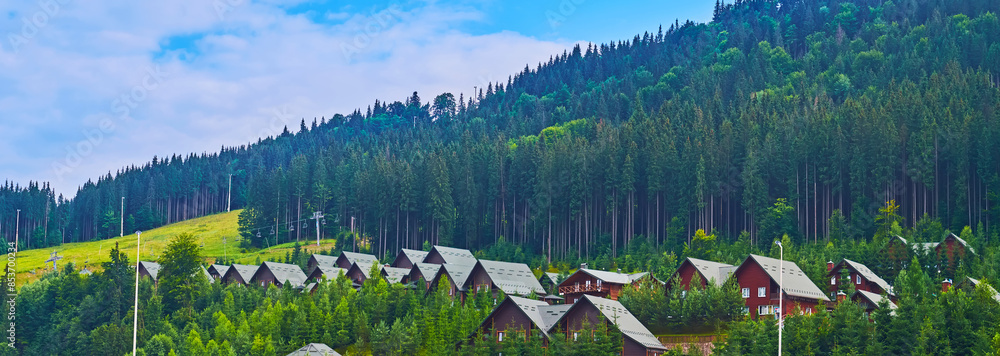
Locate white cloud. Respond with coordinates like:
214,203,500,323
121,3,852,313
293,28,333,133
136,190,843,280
0,1,572,196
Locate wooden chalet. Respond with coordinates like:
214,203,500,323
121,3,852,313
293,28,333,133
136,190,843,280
550,295,668,356
428,263,474,298
335,251,379,270
137,261,161,280
465,259,547,297
207,264,230,280
827,259,892,299
850,290,897,315
251,261,307,288
954,277,1000,303
409,262,442,289
733,254,829,319
423,245,477,266
391,248,429,269
307,265,347,282
286,343,341,356
467,296,570,347
558,267,657,304
306,254,338,276
884,233,975,267
345,260,380,286
221,264,259,285
665,257,736,290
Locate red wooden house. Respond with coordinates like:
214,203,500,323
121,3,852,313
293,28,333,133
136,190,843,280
207,264,230,281
850,290,897,316
664,257,736,290
335,251,379,270
221,264,258,285
826,259,892,299
137,261,160,280
558,267,656,304
391,248,429,269
427,263,474,298
345,260,379,286
549,295,668,356
733,254,829,319
306,265,347,282
409,262,442,290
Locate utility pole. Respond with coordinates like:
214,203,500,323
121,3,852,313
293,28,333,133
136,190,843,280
132,230,142,356
121,197,125,237
227,174,233,212
311,211,324,247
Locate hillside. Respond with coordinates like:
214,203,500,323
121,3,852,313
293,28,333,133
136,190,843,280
11,210,336,287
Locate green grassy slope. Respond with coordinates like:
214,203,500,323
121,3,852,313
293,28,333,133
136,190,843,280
13,210,337,287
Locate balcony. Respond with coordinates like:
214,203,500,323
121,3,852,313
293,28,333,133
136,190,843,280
559,283,610,294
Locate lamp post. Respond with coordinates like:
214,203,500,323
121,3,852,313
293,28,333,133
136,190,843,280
311,211,324,247
227,174,233,212
774,239,783,356
132,230,142,356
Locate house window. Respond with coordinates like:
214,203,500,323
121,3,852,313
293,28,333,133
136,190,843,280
831,276,836,285
758,305,773,315
681,290,687,298
742,288,750,298
596,279,602,288
806,308,813,314
758,287,766,297
449,287,454,296
742,307,750,314
856,275,861,284
498,331,504,342
573,332,579,341
586,280,591,288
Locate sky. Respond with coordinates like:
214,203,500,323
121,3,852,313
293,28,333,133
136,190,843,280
0,0,714,197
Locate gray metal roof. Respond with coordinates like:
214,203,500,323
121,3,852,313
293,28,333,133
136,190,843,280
576,295,667,351
965,277,1000,303
508,296,569,338
381,267,410,284
310,254,338,268
472,260,547,296
395,249,429,265
311,265,347,280
339,251,379,266
541,272,560,285
745,254,830,301
138,261,161,279
564,268,632,285
411,263,442,282
947,233,976,254
350,260,380,279
438,263,475,287
223,264,259,284
201,266,214,283
837,259,891,294
286,343,341,356
683,257,736,286
255,261,308,287
208,264,230,278
853,290,897,310
427,245,478,266
912,242,939,253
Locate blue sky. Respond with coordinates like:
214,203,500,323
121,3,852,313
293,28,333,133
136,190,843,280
0,0,713,196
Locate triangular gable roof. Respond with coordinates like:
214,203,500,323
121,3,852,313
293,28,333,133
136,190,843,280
912,242,940,253
487,296,569,339
201,266,214,283
425,245,478,266
470,260,547,296
411,263,442,282
223,264,259,284
309,265,347,281
541,272,560,285
393,249,429,267
138,261,161,279
552,295,666,351
831,259,891,294
254,262,308,287
852,290,898,310
739,255,829,301
309,254,338,268
208,264,230,278
349,260,380,279
337,251,378,268
963,277,1000,303
944,233,975,254
435,263,474,289
674,257,736,287
381,267,410,284
286,343,341,356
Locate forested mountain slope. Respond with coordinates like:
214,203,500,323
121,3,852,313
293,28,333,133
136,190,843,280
4,0,1000,261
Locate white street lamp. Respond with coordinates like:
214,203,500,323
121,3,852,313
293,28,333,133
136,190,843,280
774,239,783,356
